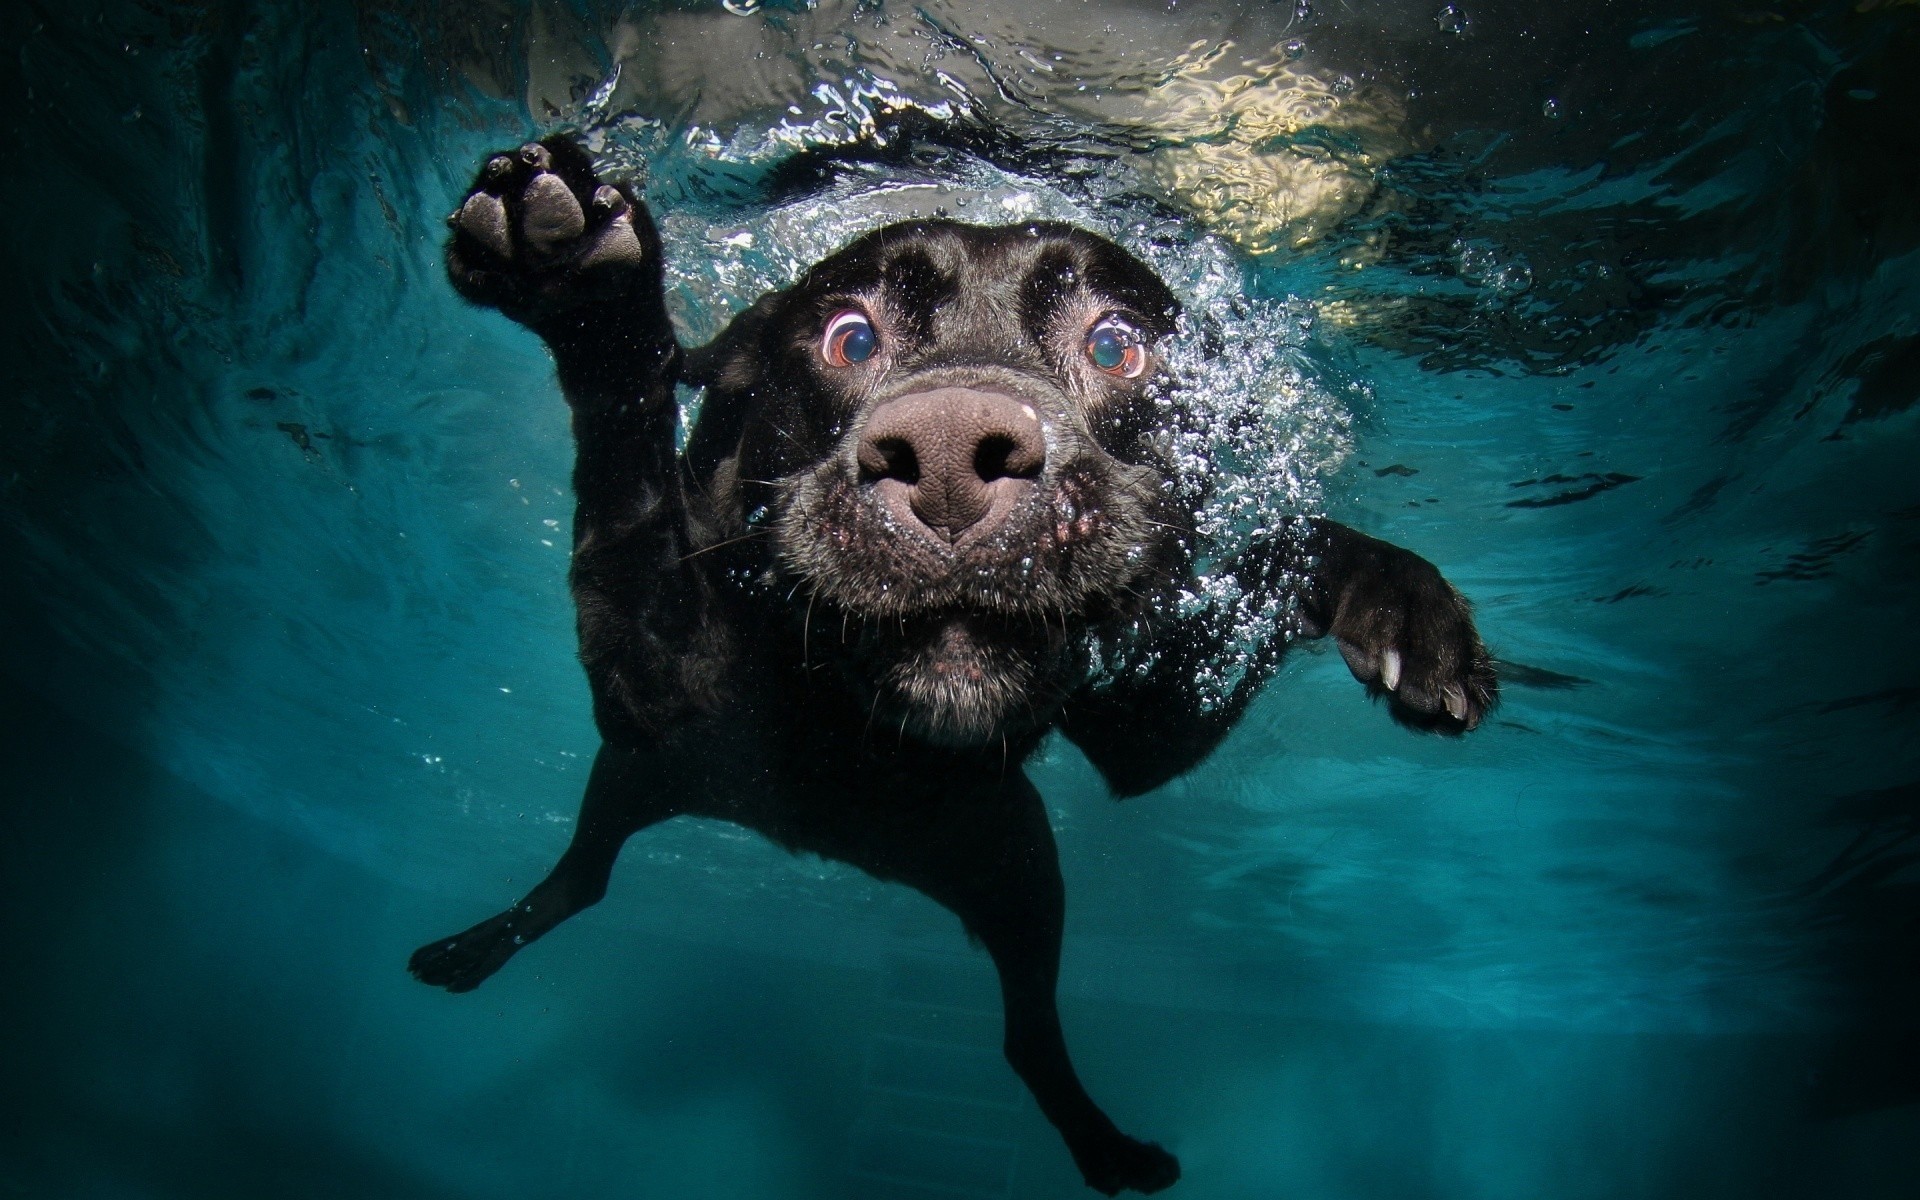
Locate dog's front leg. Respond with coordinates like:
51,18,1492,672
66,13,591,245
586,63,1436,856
443,133,683,517
444,135,725,737
1064,516,1494,796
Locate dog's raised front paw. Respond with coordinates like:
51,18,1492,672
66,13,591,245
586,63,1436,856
1331,547,1497,733
444,136,655,325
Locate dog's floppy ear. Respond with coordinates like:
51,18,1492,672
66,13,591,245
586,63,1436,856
682,291,787,482
681,291,781,391
679,341,723,391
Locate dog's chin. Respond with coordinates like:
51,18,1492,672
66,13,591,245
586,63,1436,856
867,613,1059,749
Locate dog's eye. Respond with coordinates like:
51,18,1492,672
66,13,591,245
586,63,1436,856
1085,316,1147,379
821,309,877,367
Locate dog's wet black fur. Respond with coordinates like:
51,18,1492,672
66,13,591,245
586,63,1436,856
410,136,1497,1195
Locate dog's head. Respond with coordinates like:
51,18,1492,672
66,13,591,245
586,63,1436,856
693,220,1190,747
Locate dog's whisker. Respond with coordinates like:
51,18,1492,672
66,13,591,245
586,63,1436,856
759,416,808,453
676,528,770,562
802,588,816,668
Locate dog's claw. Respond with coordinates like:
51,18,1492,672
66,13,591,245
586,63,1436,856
484,154,513,182
518,141,551,170
1380,647,1402,692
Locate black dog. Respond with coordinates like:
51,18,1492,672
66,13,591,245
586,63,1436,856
409,136,1496,1195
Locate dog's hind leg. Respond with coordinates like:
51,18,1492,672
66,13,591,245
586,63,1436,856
905,773,1181,1196
409,743,673,993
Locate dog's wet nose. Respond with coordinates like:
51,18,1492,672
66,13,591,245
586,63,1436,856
857,388,1045,544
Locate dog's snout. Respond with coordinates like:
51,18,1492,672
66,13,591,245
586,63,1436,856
857,388,1045,544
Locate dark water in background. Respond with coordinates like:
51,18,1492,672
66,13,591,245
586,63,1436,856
3,1,1918,1196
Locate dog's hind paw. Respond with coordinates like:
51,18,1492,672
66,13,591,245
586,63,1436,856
1077,1133,1180,1196
407,911,525,993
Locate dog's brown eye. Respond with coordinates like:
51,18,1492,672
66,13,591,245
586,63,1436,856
1085,316,1146,379
821,309,877,367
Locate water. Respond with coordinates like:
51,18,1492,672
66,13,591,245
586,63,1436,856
3,1,1917,1196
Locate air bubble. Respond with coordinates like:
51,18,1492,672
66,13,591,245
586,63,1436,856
1435,5,1469,35
1452,238,1534,297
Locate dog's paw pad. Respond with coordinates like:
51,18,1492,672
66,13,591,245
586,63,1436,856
579,221,645,272
444,137,652,317
520,172,586,253
453,191,512,260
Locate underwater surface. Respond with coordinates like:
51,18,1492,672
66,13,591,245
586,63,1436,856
3,0,1919,1195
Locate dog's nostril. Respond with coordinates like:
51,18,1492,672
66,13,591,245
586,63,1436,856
975,435,1015,483
859,437,920,485
974,432,1044,483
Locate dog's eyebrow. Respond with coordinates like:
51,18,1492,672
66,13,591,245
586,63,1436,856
880,247,956,340
1018,247,1081,339
1079,248,1180,334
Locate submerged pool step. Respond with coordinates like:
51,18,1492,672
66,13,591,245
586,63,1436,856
864,1032,1019,1107
848,950,1024,1199
880,948,1005,1014
848,1120,1020,1199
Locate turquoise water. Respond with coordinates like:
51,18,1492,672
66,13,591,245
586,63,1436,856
3,1,1917,1196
